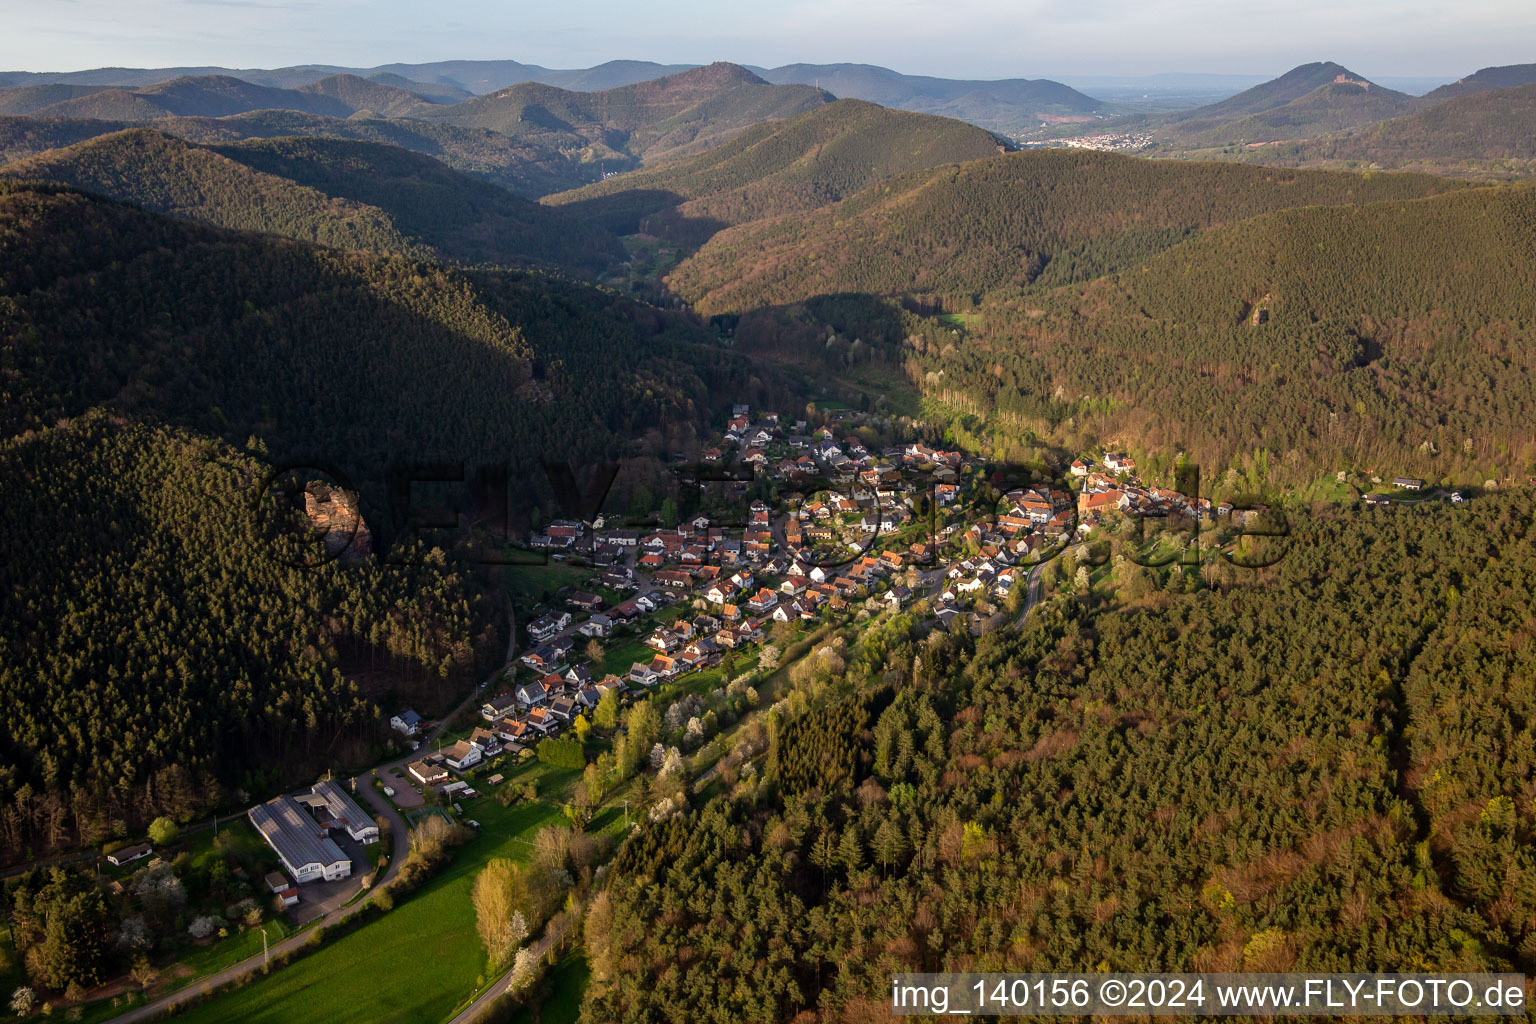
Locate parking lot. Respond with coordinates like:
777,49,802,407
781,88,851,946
380,766,425,808
287,832,371,924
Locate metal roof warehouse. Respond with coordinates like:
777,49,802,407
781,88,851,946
248,794,353,884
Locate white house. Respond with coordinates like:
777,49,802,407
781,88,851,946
443,740,483,772
388,709,422,736
408,760,449,786
106,843,152,867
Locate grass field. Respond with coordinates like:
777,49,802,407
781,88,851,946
503,563,595,608
509,951,589,1024
172,800,565,1024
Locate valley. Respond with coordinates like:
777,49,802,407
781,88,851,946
2,36,1535,1024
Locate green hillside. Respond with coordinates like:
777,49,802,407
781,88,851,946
25,73,353,119
544,98,1005,240
0,128,623,272
665,149,1464,314
429,62,832,166
894,181,1536,488
0,180,775,856
1193,83,1536,178
294,72,442,117
1171,61,1367,120
1159,78,1419,148
1105,181,1536,326
0,411,489,858
591,490,1536,1020
1424,62,1536,102
0,181,744,483
0,111,605,196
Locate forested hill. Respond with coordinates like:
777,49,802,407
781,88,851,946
292,73,442,117
1195,84,1536,179
1424,62,1536,101
1171,62,1377,120
1098,181,1536,326
0,180,772,858
0,413,491,859
665,149,1464,314
753,63,1101,135
0,63,833,200
589,492,1536,1020
0,72,451,121
896,181,1536,491
543,99,1005,240
0,181,747,489
427,62,833,166
6,74,360,120
1158,78,1419,148
0,128,624,273
0,111,607,197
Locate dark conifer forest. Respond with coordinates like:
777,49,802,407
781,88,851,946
587,495,1536,1022
2,45,1536,1021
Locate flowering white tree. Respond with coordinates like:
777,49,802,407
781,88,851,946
509,946,539,990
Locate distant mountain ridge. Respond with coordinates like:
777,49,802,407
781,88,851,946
1171,62,1370,120
1142,61,1420,149
0,58,1101,137
748,63,1101,134
423,63,833,166
1174,82,1536,180
0,109,606,197
544,98,1006,242
0,64,836,196
1,73,455,121
1425,63,1536,101
0,128,623,272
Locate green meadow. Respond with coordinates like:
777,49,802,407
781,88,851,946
172,799,564,1024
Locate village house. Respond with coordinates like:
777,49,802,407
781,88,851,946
481,694,519,721
443,740,483,772
547,695,578,723
469,727,501,755
107,843,153,867
388,709,422,736
493,717,529,746
566,591,604,612
409,760,450,786
516,679,550,706
527,610,572,641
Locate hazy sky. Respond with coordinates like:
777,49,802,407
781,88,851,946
2,0,1533,78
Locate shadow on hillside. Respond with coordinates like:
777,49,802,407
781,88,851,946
554,187,728,244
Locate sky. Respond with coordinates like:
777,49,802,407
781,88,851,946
1,0,1533,79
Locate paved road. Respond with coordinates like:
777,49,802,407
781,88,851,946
446,915,574,1024
1013,562,1046,628
101,606,519,1024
